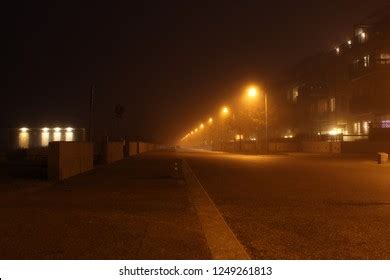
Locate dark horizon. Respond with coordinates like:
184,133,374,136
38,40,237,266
3,0,389,144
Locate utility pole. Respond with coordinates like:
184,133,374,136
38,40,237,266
88,84,94,142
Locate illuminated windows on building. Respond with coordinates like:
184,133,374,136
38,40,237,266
317,99,328,114
378,53,390,64
330,98,336,112
362,121,370,134
363,55,370,68
354,122,361,134
287,87,299,104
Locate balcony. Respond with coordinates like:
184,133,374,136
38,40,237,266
349,57,390,80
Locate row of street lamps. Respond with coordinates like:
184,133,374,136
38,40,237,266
180,85,269,152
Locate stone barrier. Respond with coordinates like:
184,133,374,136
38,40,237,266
104,142,124,163
48,142,93,181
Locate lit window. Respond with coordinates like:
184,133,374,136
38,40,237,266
330,98,336,112
354,122,361,134
317,99,328,113
362,121,370,134
292,87,299,103
378,53,390,64
360,32,367,43
18,130,29,149
363,55,370,67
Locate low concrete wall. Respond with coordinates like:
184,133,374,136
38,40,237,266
301,141,341,153
104,142,124,163
128,142,138,156
341,141,390,153
48,142,93,181
139,142,157,154
269,142,298,153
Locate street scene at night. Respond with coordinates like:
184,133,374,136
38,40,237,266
2,1,390,279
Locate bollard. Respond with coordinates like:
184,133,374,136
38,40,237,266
377,152,389,164
173,160,183,179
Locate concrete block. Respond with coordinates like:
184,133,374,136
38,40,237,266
377,152,389,164
48,141,93,181
104,142,124,163
128,142,138,156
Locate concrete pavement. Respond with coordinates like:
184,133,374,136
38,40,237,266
0,152,211,259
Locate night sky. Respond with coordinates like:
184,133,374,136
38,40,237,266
3,0,389,144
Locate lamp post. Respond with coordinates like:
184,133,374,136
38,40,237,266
246,86,268,153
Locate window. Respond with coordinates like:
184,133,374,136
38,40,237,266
330,98,336,112
287,87,299,104
354,122,361,134
378,53,390,65
292,87,299,103
318,99,328,114
362,121,370,134
363,55,370,68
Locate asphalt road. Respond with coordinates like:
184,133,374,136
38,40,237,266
181,150,390,259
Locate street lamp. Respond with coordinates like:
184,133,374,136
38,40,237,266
208,117,213,124
221,106,230,116
244,85,268,153
247,86,258,98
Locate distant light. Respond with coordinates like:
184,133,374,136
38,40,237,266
195,128,198,132
247,87,258,98
66,127,74,132
42,127,50,132
335,47,340,54
19,127,29,133
208,117,213,124
54,127,61,132
360,32,366,40
347,40,352,46
328,128,343,136
222,106,229,115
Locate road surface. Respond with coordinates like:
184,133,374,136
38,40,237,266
181,150,390,259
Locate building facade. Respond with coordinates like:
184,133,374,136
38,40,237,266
279,8,390,140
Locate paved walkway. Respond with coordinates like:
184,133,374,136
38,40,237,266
0,152,211,259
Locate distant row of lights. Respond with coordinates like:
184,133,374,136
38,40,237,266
181,117,213,141
19,127,74,133
335,31,367,55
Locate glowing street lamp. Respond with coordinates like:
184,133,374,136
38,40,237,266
221,106,230,116
200,123,204,129
208,117,213,124
247,86,258,98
